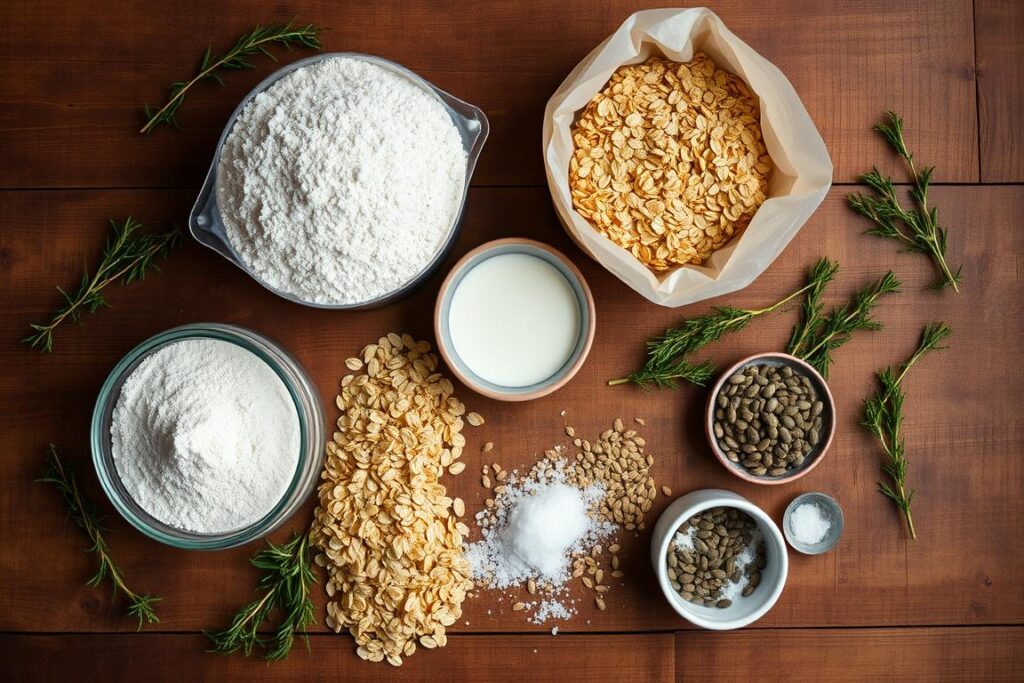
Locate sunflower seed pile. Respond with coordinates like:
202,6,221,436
563,418,656,531
666,507,765,608
712,363,824,476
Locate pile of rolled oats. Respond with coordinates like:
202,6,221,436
312,333,476,667
569,53,772,270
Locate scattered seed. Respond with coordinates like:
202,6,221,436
482,442,494,453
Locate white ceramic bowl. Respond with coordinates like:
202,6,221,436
650,489,788,630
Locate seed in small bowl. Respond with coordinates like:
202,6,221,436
666,507,766,608
706,353,835,484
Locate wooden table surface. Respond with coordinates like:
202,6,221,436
1,1,1022,680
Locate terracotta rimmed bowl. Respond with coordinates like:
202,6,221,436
434,238,596,401
705,352,836,485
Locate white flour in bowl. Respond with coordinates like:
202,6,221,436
111,338,300,534
216,57,467,305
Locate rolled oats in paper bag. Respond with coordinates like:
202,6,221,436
543,8,832,307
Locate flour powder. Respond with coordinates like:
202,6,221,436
217,57,467,305
111,338,300,534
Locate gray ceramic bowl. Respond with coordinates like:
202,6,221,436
434,238,596,401
189,52,489,310
706,352,836,485
783,492,844,554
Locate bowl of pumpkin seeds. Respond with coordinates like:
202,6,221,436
651,488,788,630
705,352,835,485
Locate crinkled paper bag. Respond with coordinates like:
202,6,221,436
543,7,832,307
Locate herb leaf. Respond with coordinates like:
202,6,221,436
39,446,161,628
863,322,952,538
207,531,317,661
848,111,962,292
609,258,837,389
790,271,901,379
22,218,180,352
140,21,322,134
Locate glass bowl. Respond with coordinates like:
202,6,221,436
783,492,844,555
189,52,490,310
90,323,325,550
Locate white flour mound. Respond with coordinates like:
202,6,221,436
217,58,466,305
111,339,300,534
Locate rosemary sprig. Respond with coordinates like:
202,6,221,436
863,322,952,539
23,218,180,353
790,271,901,379
609,258,837,389
141,21,322,134
39,445,160,628
848,111,962,292
207,531,317,661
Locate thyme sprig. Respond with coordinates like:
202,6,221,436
22,218,180,353
39,446,161,628
848,111,962,292
788,271,901,379
609,259,837,389
207,531,317,661
141,21,322,133
863,322,952,539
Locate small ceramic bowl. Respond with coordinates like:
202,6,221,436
651,489,788,630
783,492,844,555
434,238,595,401
705,352,836,485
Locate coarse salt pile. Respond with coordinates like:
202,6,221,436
466,466,616,592
789,502,831,545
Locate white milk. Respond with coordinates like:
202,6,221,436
448,253,581,387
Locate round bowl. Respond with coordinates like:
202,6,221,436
91,323,325,550
189,52,489,310
650,489,788,630
783,492,844,555
705,352,836,485
434,238,596,401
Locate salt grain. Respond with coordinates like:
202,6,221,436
790,502,831,545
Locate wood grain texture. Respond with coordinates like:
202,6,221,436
678,627,1024,682
1,186,1020,634
0,0,977,189
977,0,1024,181
0,633,675,681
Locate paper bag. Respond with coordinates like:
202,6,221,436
543,7,832,307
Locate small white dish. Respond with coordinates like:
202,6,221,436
650,488,788,630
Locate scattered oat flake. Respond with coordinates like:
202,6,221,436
467,412,485,426
482,442,494,453
662,486,673,497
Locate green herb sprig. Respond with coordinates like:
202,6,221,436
207,531,317,661
787,271,901,378
23,218,180,353
863,322,952,539
39,446,161,628
609,258,838,389
141,21,322,134
848,111,962,292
